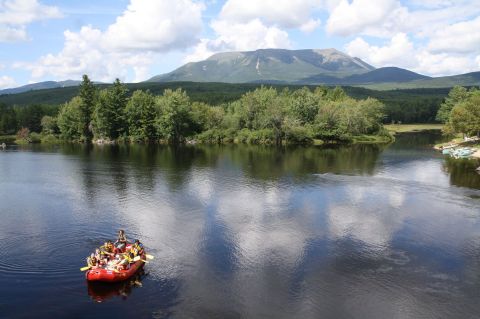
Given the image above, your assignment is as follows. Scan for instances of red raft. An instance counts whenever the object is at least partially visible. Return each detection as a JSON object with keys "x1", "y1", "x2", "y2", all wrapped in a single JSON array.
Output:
[{"x1": 86, "y1": 246, "x2": 146, "y2": 283}]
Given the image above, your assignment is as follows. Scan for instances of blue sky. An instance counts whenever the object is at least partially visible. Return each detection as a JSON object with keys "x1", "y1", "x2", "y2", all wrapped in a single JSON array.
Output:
[{"x1": 0, "y1": 0, "x2": 479, "y2": 88}]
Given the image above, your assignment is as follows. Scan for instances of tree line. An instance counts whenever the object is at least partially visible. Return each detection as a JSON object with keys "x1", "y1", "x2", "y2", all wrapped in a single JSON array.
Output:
[
  {"x1": 4, "y1": 75, "x2": 391, "y2": 145},
  {"x1": 436, "y1": 86, "x2": 480, "y2": 137}
]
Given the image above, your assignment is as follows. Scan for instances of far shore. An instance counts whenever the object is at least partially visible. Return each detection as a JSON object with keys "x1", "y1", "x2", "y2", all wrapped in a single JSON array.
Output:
[{"x1": 385, "y1": 123, "x2": 443, "y2": 133}]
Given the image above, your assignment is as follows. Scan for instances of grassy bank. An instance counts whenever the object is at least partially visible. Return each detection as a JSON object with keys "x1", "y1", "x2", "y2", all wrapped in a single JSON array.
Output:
[
  {"x1": 385, "y1": 123, "x2": 443, "y2": 133},
  {"x1": 351, "y1": 134, "x2": 393, "y2": 144},
  {"x1": 0, "y1": 135, "x2": 16, "y2": 143}
]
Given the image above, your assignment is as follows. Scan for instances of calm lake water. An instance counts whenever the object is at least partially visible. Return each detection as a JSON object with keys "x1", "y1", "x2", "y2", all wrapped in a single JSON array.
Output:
[{"x1": 1, "y1": 131, "x2": 480, "y2": 319}]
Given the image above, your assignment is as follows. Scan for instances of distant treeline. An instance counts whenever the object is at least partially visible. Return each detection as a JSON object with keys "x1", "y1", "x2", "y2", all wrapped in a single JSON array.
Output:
[
  {"x1": 0, "y1": 81, "x2": 450, "y2": 127},
  {"x1": 3, "y1": 75, "x2": 392, "y2": 145}
]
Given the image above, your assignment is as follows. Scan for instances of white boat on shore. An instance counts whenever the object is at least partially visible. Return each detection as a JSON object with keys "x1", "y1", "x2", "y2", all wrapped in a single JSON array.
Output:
[{"x1": 451, "y1": 148, "x2": 474, "y2": 159}]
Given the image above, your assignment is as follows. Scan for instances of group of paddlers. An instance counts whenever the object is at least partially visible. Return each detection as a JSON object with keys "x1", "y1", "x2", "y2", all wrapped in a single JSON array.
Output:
[{"x1": 86, "y1": 230, "x2": 145, "y2": 272}]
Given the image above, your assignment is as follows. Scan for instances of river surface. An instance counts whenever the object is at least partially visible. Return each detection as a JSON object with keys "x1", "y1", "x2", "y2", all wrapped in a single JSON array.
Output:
[{"x1": 1, "y1": 131, "x2": 480, "y2": 319}]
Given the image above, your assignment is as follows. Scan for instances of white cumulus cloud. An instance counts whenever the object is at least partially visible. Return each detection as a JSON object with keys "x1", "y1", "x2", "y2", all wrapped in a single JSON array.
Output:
[
  {"x1": 326, "y1": 0, "x2": 403, "y2": 37},
  {"x1": 346, "y1": 33, "x2": 416, "y2": 68},
  {"x1": 0, "y1": 75, "x2": 16, "y2": 89},
  {"x1": 184, "y1": 0, "x2": 321, "y2": 63},
  {"x1": 220, "y1": 0, "x2": 322, "y2": 32},
  {"x1": 185, "y1": 18, "x2": 291, "y2": 63},
  {"x1": 103, "y1": 0, "x2": 205, "y2": 52},
  {"x1": 19, "y1": 0, "x2": 205, "y2": 82},
  {"x1": 345, "y1": 32, "x2": 479, "y2": 76},
  {"x1": 0, "y1": 0, "x2": 62, "y2": 42},
  {"x1": 414, "y1": 51, "x2": 475, "y2": 76},
  {"x1": 427, "y1": 16, "x2": 480, "y2": 54}
]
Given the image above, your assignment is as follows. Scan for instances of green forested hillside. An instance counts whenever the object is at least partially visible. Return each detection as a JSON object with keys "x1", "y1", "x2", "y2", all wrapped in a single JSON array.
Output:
[
  {"x1": 361, "y1": 72, "x2": 480, "y2": 90},
  {"x1": 0, "y1": 82, "x2": 450, "y2": 124}
]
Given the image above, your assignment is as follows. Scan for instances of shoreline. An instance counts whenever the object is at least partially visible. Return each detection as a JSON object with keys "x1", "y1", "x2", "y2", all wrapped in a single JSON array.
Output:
[
  {"x1": 385, "y1": 123, "x2": 443, "y2": 134},
  {"x1": 1, "y1": 133, "x2": 394, "y2": 147},
  {"x1": 434, "y1": 138, "x2": 480, "y2": 159}
]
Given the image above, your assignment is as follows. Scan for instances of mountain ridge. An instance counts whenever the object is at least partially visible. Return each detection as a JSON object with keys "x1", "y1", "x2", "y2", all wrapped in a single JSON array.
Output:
[
  {"x1": 1, "y1": 48, "x2": 479, "y2": 95},
  {"x1": 148, "y1": 48, "x2": 375, "y2": 83},
  {"x1": 0, "y1": 80, "x2": 81, "y2": 95}
]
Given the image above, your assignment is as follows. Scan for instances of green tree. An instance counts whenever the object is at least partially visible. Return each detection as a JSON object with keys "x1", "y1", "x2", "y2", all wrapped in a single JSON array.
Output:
[
  {"x1": 78, "y1": 74, "x2": 97, "y2": 142},
  {"x1": 238, "y1": 86, "x2": 278, "y2": 130},
  {"x1": 40, "y1": 115, "x2": 58, "y2": 134},
  {"x1": 57, "y1": 97, "x2": 82, "y2": 140},
  {"x1": 156, "y1": 89, "x2": 193, "y2": 143},
  {"x1": 0, "y1": 103, "x2": 17, "y2": 134},
  {"x1": 326, "y1": 86, "x2": 347, "y2": 102},
  {"x1": 92, "y1": 79, "x2": 128, "y2": 140},
  {"x1": 436, "y1": 86, "x2": 469, "y2": 123},
  {"x1": 190, "y1": 102, "x2": 224, "y2": 132},
  {"x1": 125, "y1": 90, "x2": 157, "y2": 142},
  {"x1": 448, "y1": 91, "x2": 480, "y2": 137},
  {"x1": 290, "y1": 87, "x2": 319, "y2": 124},
  {"x1": 14, "y1": 104, "x2": 45, "y2": 132}
]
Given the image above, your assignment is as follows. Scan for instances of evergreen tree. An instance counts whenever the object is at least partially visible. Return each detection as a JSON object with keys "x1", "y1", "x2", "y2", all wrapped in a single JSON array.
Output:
[
  {"x1": 0, "y1": 103, "x2": 17, "y2": 134},
  {"x1": 93, "y1": 79, "x2": 128, "y2": 140},
  {"x1": 78, "y1": 74, "x2": 96, "y2": 142}
]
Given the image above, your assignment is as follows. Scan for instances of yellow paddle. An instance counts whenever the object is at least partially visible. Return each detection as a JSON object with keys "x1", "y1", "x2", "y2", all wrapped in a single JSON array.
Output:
[
  {"x1": 80, "y1": 266, "x2": 91, "y2": 271},
  {"x1": 145, "y1": 254, "x2": 154, "y2": 260},
  {"x1": 133, "y1": 256, "x2": 148, "y2": 263}
]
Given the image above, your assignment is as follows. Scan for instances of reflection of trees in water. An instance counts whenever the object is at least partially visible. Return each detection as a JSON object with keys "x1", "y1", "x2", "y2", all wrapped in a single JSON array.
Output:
[
  {"x1": 216, "y1": 144, "x2": 385, "y2": 181},
  {"x1": 389, "y1": 131, "x2": 447, "y2": 150},
  {"x1": 443, "y1": 157, "x2": 480, "y2": 189},
  {"x1": 56, "y1": 143, "x2": 385, "y2": 197}
]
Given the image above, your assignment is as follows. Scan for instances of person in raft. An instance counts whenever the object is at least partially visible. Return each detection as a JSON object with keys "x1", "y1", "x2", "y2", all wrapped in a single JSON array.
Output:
[
  {"x1": 101, "y1": 240, "x2": 115, "y2": 259},
  {"x1": 115, "y1": 251, "x2": 135, "y2": 271},
  {"x1": 131, "y1": 239, "x2": 144, "y2": 257},
  {"x1": 87, "y1": 254, "x2": 100, "y2": 269},
  {"x1": 114, "y1": 229, "x2": 128, "y2": 252}
]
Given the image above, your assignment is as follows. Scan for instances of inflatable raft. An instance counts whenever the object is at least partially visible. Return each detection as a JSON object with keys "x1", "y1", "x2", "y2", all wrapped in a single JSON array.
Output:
[{"x1": 86, "y1": 245, "x2": 146, "y2": 282}]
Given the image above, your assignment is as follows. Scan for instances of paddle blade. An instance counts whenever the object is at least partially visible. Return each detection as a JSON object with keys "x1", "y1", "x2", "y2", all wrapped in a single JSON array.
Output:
[
  {"x1": 146, "y1": 254, "x2": 154, "y2": 260},
  {"x1": 80, "y1": 266, "x2": 90, "y2": 271},
  {"x1": 133, "y1": 256, "x2": 141, "y2": 262}
]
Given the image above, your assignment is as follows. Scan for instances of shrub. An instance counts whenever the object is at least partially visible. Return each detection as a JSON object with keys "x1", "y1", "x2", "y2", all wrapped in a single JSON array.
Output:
[
  {"x1": 284, "y1": 126, "x2": 313, "y2": 145},
  {"x1": 16, "y1": 127, "x2": 30, "y2": 140},
  {"x1": 41, "y1": 134, "x2": 60, "y2": 144},
  {"x1": 29, "y1": 132, "x2": 42, "y2": 143}
]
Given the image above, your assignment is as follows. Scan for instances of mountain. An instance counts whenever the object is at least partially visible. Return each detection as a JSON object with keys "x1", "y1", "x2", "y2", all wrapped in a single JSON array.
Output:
[
  {"x1": 0, "y1": 80, "x2": 81, "y2": 95},
  {"x1": 360, "y1": 71, "x2": 480, "y2": 90},
  {"x1": 147, "y1": 47, "x2": 479, "y2": 89},
  {"x1": 297, "y1": 67, "x2": 430, "y2": 85},
  {"x1": 1, "y1": 49, "x2": 478, "y2": 96},
  {"x1": 148, "y1": 48, "x2": 375, "y2": 83}
]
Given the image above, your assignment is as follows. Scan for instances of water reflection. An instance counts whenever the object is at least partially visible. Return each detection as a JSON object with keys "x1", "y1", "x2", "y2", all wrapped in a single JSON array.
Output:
[
  {"x1": 87, "y1": 269, "x2": 146, "y2": 303},
  {"x1": 58, "y1": 143, "x2": 386, "y2": 195},
  {"x1": 1, "y1": 133, "x2": 480, "y2": 318},
  {"x1": 443, "y1": 157, "x2": 480, "y2": 189}
]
